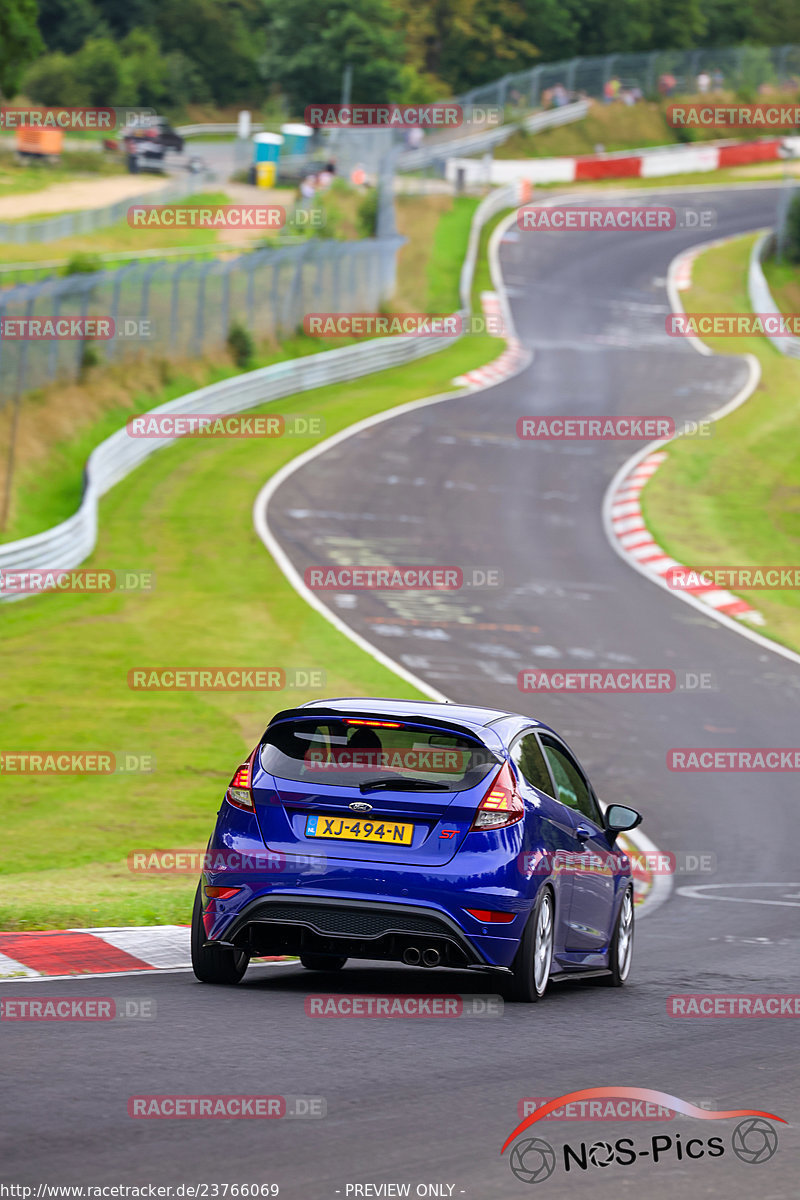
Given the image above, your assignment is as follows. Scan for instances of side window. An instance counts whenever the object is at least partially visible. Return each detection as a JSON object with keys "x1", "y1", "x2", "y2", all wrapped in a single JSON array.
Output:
[
  {"x1": 511, "y1": 733, "x2": 554, "y2": 797},
  {"x1": 540, "y1": 736, "x2": 601, "y2": 824}
]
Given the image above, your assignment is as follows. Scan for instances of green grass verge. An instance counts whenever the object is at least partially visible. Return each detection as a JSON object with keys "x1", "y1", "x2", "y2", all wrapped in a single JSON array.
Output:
[
  {"x1": 761, "y1": 254, "x2": 800, "y2": 315},
  {"x1": 3, "y1": 332, "x2": 364, "y2": 544},
  {"x1": 640, "y1": 232, "x2": 800, "y2": 652},
  {"x1": 424, "y1": 195, "x2": 479, "y2": 312}
]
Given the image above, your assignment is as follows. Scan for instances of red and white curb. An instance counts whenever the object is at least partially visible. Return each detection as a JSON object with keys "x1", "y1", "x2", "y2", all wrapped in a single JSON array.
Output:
[
  {"x1": 452, "y1": 336, "x2": 528, "y2": 390},
  {"x1": 0, "y1": 925, "x2": 291, "y2": 980},
  {"x1": 479, "y1": 289, "x2": 504, "y2": 331},
  {"x1": 608, "y1": 451, "x2": 764, "y2": 625}
]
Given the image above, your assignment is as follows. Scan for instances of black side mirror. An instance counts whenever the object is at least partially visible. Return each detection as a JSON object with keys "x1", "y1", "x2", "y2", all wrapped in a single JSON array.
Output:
[{"x1": 605, "y1": 804, "x2": 642, "y2": 839}]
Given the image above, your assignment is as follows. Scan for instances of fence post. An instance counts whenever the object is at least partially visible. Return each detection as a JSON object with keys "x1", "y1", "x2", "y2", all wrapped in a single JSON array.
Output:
[
  {"x1": 192, "y1": 262, "x2": 210, "y2": 357},
  {"x1": 0, "y1": 294, "x2": 35, "y2": 532}
]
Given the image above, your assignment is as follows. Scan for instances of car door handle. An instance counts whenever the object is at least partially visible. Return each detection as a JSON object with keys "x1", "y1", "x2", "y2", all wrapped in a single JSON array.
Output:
[{"x1": 575, "y1": 825, "x2": 592, "y2": 843}]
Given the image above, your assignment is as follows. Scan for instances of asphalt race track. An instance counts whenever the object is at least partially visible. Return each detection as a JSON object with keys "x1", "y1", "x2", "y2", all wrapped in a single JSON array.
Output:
[{"x1": 3, "y1": 185, "x2": 798, "y2": 1197}]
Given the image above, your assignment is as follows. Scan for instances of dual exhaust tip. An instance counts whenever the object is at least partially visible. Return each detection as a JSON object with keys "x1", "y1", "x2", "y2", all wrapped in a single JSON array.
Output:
[{"x1": 402, "y1": 946, "x2": 440, "y2": 967}]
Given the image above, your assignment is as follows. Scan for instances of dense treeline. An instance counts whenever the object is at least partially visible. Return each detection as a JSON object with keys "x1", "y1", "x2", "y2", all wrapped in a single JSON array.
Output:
[{"x1": 4, "y1": 0, "x2": 800, "y2": 112}]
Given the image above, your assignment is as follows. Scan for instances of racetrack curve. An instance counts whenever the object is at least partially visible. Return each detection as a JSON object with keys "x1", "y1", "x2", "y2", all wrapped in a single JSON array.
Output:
[{"x1": 3, "y1": 185, "x2": 798, "y2": 1197}]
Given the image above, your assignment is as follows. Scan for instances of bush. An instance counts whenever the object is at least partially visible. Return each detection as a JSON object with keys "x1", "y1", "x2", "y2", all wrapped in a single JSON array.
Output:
[
  {"x1": 62, "y1": 253, "x2": 103, "y2": 276},
  {"x1": 79, "y1": 342, "x2": 100, "y2": 375},
  {"x1": 227, "y1": 320, "x2": 255, "y2": 367},
  {"x1": 356, "y1": 188, "x2": 379, "y2": 238},
  {"x1": 22, "y1": 52, "x2": 88, "y2": 106},
  {"x1": 733, "y1": 44, "x2": 776, "y2": 103}
]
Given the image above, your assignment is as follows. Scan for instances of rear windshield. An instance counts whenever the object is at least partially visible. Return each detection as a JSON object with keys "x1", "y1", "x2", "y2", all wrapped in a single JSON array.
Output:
[{"x1": 260, "y1": 718, "x2": 501, "y2": 792}]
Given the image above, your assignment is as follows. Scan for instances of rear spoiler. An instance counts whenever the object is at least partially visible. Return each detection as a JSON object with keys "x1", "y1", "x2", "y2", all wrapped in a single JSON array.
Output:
[{"x1": 263, "y1": 706, "x2": 500, "y2": 748}]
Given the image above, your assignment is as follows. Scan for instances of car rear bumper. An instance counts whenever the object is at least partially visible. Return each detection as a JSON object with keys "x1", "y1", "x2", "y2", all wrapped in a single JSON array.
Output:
[{"x1": 205, "y1": 892, "x2": 517, "y2": 971}]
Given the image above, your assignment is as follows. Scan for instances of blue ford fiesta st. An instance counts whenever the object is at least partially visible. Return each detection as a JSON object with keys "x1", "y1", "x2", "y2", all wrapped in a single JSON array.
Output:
[{"x1": 191, "y1": 698, "x2": 642, "y2": 1001}]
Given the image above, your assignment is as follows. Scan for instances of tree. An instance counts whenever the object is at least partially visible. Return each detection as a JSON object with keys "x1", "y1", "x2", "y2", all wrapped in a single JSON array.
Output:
[
  {"x1": 121, "y1": 28, "x2": 169, "y2": 108},
  {"x1": 259, "y1": 0, "x2": 408, "y2": 107},
  {"x1": 395, "y1": 0, "x2": 537, "y2": 94},
  {"x1": 22, "y1": 51, "x2": 89, "y2": 105},
  {"x1": 74, "y1": 36, "x2": 127, "y2": 105},
  {"x1": 154, "y1": 0, "x2": 265, "y2": 104},
  {"x1": 0, "y1": 0, "x2": 44, "y2": 100},
  {"x1": 520, "y1": 0, "x2": 582, "y2": 62},
  {"x1": 36, "y1": 0, "x2": 100, "y2": 54}
]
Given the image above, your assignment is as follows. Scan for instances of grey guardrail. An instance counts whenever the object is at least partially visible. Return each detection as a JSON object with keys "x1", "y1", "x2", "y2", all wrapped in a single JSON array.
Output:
[
  {"x1": 0, "y1": 183, "x2": 519, "y2": 597},
  {"x1": 395, "y1": 100, "x2": 589, "y2": 172},
  {"x1": 175, "y1": 123, "x2": 266, "y2": 137},
  {"x1": 748, "y1": 230, "x2": 800, "y2": 359}
]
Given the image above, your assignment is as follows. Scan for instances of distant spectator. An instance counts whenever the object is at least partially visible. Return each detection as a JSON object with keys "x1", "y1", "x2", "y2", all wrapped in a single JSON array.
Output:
[
  {"x1": 712, "y1": 68, "x2": 724, "y2": 92},
  {"x1": 658, "y1": 73, "x2": 677, "y2": 97},
  {"x1": 697, "y1": 71, "x2": 711, "y2": 93},
  {"x1": 299, "y1": 174, "x2": 316, "y2": 207},
  {"x1": 603, "y1": 77, "x2": 621, "y2": 103},
  {"x1": 407, "y1": 125, "x2": 424, "y2": 151},
  {"x1": 551, "y1": 83, "x2": 569, "y2": 107}
]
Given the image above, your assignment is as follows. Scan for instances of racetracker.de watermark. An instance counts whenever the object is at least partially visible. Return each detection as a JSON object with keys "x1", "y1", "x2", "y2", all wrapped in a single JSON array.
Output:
[
  {"x1": 0, "y1": 752, "x2": 154, "y2": 775},
  {"x1": 0, "y1": 569, "x2": 153, "y2": 596},
  {"x1": 0, "y1": 106, "x2": 155, "y2": 131},
  {"x1": 128, "y1": 1096, "x2": 325, "y2": 1119},
  {"x1": 127, "y1": 205, "x2": 285, "y2": 229},
  {"x1": 303, "y1": 566, "x2": 501, "y2": 590},
  {"x1": 666, "y1": 566, "x2": 800, "y2": 590},
  {"x1": 127, "y1": 668, "x2": 325, "y2": 690},
  {"x1": 667, "y1": 748, "x2": 800, "y2": 771},
  {"x1": 0, "y1": 997, "x2": 156, "y2": 1021},
  {"x1": 517, "y1": 850, "x2": 716, "y2": 877},
  {"x1": 302, "y1": 313, "x2": 504, "y2": 337},
  {"x1": 518, "y1": 1098, "x2": 678, "y2": 1120},
  {"x1": 667, "y1": 313, "x2": 800, "y2": 337},
  {"x1": 516, "y1": 416, "x2": 702, "y2": 440},
  {"x1": 304, "y1": 994, "x2": 502, "y2": 1017},
  {"x1": 128, "y1": 849, "x2": 325, "y2": 874},
  {"x1": 1, "y1": 317, "x2": 131, "y2": 341},
  {"x1": 304, "y1": 104, "x2": 501, "y2": 128},
  {"x1": 668, "y1": 994, "x2": 800, "y2": 1017},
  {"x1": 667, "y1": 103, "x2": 800, "y2": 128},
  {"x1": 126, "y1": 414, "x2": 323, "y2": 439},
  {"x1": 518, "y1": 669, "x2": 716, "y2": 692},
  {"x1": 517, "y1": 206, "x2": 716, "y2": 232}
]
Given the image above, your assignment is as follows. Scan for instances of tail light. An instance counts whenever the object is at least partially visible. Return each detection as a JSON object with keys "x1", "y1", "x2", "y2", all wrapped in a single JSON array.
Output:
[
  {"x1": 464, "y1": 909, "x2": 517, "y2": 923},
  {"x1": 470, "y1": 762, "x2": 524, "y2": 831},
  {"x1": 225, "y1": 750, "x2": 256, "y2": 811},
  {"x1": 204, "y1": 886, "x2": 242, "y2": 900}
]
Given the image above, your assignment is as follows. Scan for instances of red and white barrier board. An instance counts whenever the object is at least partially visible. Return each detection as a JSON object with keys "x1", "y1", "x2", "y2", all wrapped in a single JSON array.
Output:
[{"x1": 446, "y1": 138, "x2": 786, "y2": 187}]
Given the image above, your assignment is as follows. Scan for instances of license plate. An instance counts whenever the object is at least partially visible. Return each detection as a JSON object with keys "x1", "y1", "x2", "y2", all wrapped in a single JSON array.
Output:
[{"x1": 305, "y1": 814, "x2": 413, "y2": 845}]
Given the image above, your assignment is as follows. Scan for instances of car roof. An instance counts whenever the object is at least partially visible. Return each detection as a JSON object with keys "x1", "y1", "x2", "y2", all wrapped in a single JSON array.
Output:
[{"x1": 297, "y1": 696, "x2": 551, "y2": 742}]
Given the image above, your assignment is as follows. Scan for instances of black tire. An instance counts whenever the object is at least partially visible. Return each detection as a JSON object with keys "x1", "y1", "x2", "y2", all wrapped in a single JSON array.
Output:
[
  {"x1": 300, "y1": 953, "x2": 347, "y2": 971},
  {"x1": 599, "y1": 886, "x2": 634, "y2": 987},
  {"x1": 190, "y1": 883, "x2": 249, "y2": 984},
  {"x1": 507, "y1": 887, "x2": 554, "y2": 1003}
]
